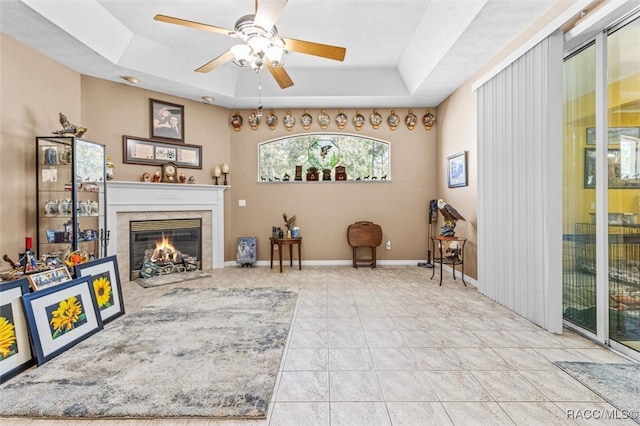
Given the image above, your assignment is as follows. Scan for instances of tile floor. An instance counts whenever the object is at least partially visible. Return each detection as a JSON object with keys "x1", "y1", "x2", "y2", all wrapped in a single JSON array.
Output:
[{"x1": 2, "y1": 266, "x2": 637, "y2": 425}]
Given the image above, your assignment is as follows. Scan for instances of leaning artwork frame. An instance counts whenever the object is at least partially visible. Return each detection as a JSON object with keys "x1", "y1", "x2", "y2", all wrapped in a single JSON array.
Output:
[
  {"x1": 123, "y1": 135, "x2": 202, "y2": 169},
  {"x1": 447, "y1": 151, "x2": 468, "y2": 188},
  {"x1": 75, "y1": 256, "x2": 125, "y2": 324},
  {"x1": 150, "y1": 98, "x2": 184, "y2": 142},
  {"x1": 0, "y1": 278, "x2": 34, "y2": 384},
  {"x1": 22, "y1": 277, "x2": 103, "y2": 365},
  {"x1": 27, "y1": 266, "x2": 72, "y2": 291}
]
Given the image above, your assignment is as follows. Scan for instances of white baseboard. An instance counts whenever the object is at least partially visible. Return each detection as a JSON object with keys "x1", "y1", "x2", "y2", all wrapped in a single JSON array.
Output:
[{"x1": 224, "y1": 259, "x2": 426, "y2": 267}]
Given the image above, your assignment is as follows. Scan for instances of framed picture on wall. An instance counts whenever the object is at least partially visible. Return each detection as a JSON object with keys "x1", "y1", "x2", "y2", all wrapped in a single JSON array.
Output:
[
  {"x1": 447, "y1": 151, "x2": 468, "y2": 188},
  {"x1": 123, "y1": 135, "x2": 202, "y2": 169},
  {"x1": 150, "y1": 99, "x2": 184, "y2": 142}
]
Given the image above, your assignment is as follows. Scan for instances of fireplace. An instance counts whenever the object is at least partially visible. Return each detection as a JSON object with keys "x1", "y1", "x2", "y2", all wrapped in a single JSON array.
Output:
[
  {"x1": 129, "y1": 219, "x2": 202, "y2": 280},
  {"x1": 106, "y1": 181, "x2": 227, "y2": 282}
]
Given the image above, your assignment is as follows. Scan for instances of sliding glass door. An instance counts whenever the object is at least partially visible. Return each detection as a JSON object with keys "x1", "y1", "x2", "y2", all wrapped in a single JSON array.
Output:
[
  {"x1": 563, "y1": 43, "x2": 597, "y2": 335},
  {"x1": 606, "y1": 17, "x2": 640, "y2": 353},
  {"x1": 563, "y1": 13, "x2": 640, "y2": 359}
]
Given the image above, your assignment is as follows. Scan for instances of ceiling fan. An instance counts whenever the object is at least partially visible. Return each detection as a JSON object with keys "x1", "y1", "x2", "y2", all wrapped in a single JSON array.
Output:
[{"x1": 154, "y1": 0, "x2": 346, "y2": 89}]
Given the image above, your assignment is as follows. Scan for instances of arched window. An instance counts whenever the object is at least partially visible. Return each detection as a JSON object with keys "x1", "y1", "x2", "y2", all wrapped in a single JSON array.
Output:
[{"x1": 258, "y1": 133, "x2": 390, "y2": 182}]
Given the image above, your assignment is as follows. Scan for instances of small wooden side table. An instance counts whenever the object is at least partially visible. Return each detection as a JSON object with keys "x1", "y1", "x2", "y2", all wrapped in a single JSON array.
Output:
[
  {"x1": 430, "y1": 236, "x2": 467, "y2": 286},
  {"x1": 270, "y1": 237, "x2": 302, "y2": 273}
]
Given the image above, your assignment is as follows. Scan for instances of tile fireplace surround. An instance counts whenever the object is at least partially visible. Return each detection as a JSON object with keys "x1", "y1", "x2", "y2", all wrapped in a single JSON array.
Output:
[{"x1": 106, "y1": 181, "x2": 226, "y2": 281}]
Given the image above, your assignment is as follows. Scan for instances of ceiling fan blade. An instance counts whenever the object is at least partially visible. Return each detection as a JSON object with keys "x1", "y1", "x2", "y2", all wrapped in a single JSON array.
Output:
[
  {"x1": 254, "y1": 0, "x2": 288, "y2": 31},
  {"x1": 266, "y1": 61, "x2": 294, "y2": 89},
  {"x1": 281, "y1": 37, "x2": 346, "y2": 62},
  {"x1": 196, "y1": 50, "x2": 235, "y2": 73},
  {"x1": 154, "y1": 14, "x2": 232, "y2": 36}
]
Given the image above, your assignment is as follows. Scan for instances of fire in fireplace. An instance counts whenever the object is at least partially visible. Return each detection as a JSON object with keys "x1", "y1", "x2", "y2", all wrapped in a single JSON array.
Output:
[{"x1": 130, "y1": 219, "x2": 202, "y2": 280}]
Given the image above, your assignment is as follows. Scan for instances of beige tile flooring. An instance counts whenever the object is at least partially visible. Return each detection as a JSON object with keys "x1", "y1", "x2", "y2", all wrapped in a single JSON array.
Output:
[{"x1": 2, "y1": 265, "x2": 637, "y2": 425}]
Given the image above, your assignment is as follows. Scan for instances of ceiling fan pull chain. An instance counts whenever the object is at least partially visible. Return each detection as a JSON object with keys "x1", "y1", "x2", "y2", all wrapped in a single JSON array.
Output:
[{"x1": 257, "y1": 71, "x2": 263, "y2": 117}]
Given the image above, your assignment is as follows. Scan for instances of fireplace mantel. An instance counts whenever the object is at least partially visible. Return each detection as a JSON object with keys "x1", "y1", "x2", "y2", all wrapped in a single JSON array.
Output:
[{"x1": 106, "y1": 181, "x2": 227, "y2": 274}]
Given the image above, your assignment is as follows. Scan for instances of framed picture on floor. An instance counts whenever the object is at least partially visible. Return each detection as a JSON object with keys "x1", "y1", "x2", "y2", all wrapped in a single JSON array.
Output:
[
  {"x1": 22, "y1": 277, "x2": 103, "y2": 365},
  {"x1": 0, "y1": 278, "x2": 34, "y2": 384},
  {"x1": 447, "y1": 151, "x2": 468, "y2": 188},
  {"x1": 75, "y1": 256, "x2": 125, "y2": 324}
]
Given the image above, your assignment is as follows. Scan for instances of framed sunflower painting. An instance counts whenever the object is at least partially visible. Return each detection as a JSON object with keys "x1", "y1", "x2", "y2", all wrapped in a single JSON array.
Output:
[
  {"x1": 22, "y1": 277, "x2": 103, "y2": 365},
  {"x1": 75, "y1": 256, "x2": 125, "y2": 324},
  {"x1": 0, "y1": 278, "x2": 34, "y2": 383}
]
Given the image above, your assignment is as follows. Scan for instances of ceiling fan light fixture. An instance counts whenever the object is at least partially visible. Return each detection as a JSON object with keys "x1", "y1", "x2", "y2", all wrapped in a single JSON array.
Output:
[
  {"x1": 231, "y1": 44, "x2": 252, "y2": 67},
  {"x1": 247, "y1": 35, "x2": 271, "y2": 54},
  {"x1": 265, "y1": 45, "x2": 285, "y2": 67}
]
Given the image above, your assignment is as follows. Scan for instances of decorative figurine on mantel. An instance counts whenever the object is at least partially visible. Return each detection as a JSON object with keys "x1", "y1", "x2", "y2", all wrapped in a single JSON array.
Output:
[
  {"x1": 52, "y1": 112, "x2": 88, "y2": 137},
  {"x1": 106, "y1": 156, "x2": 115, "y2": 180}
]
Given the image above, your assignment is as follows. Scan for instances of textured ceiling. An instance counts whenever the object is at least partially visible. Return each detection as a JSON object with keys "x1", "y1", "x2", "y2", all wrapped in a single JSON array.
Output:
[{"x1": 1, "y1": 0, "x2": 561, "y2": 109}]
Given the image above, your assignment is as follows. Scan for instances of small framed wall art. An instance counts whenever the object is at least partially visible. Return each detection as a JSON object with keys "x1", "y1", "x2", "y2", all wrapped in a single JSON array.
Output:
[{"x1": 447, "y1": 151, "x2": 468, "y2": 188}]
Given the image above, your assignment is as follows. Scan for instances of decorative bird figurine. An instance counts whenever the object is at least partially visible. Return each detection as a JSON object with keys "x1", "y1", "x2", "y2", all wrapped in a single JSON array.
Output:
[
  {"x1": 53, "y1": 112, "x2": 87, "y2": 137},
  {"x1": 320, "y1": 145, "x2": 332, "y2": 158},
  {"x1": 437, "y1": 199, "x2": 465, "y2": 236}
]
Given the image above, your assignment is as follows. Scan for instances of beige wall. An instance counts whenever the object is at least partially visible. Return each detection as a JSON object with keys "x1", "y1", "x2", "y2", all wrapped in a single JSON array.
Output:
[
  {"x1": 436, "y1": 84, "x2": 478, "y2": 278},
  {"x1": 1, "y1": 33, "x2": 440, "y2": 272},
  {"x1": 1, "y1": 33, "x2": 81, "y2": 267},
  {"x1": 228, "y1": 109, "x2": 437, "y2": 264}
]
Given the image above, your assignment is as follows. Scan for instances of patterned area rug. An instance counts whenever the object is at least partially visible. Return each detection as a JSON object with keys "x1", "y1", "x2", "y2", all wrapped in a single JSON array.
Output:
[
  {"x1": 555, "y1": 361, "x2": 640, "y2": 424},
  {"x1": 0, "y1": 287, "x2": 297, "y2": 419}
]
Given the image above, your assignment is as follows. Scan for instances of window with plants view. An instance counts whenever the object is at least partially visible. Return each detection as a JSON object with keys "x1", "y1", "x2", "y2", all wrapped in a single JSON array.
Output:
[{"x1": 259, "y1": 133, "x2": 390, "y2": 182}]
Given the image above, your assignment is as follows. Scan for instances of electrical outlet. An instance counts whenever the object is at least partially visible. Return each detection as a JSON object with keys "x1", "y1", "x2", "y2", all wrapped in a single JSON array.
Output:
[{"x1": 386, "y1": 240, "x2": 392, "y2": 249}]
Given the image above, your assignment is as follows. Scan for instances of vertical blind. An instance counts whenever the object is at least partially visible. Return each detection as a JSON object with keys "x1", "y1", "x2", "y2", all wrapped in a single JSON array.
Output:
[{"x1": 477, "y1": 30, "x2": 564, "y2": 333}]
